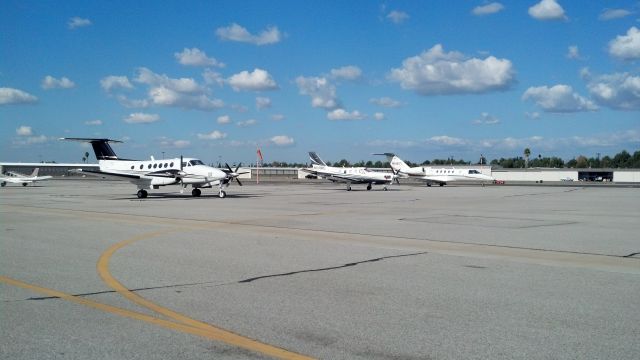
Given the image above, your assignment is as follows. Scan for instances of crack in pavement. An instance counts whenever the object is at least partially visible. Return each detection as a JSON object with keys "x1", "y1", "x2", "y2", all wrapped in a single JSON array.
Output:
[
  {"x1": 237, "y1": 251, "x2": 429, "y2": 283},
  {"x1": 17, "y1": 251, "x2": 429, "y2": 301}
]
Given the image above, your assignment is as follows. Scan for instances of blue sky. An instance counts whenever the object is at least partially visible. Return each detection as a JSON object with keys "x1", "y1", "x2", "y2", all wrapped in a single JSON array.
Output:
[{"x1": 2, "y1": 0, "x2": 639, "y2": 165}]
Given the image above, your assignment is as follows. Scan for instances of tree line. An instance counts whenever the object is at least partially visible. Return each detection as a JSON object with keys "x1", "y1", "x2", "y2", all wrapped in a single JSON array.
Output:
[{"x1": 260, "y1": 149, "x2": 640, "y2": 169}]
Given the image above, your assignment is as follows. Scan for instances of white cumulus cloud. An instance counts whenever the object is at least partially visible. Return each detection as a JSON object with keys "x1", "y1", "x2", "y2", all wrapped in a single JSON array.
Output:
[
  {"x1": 42, "y1": 75, "x2": 75, "y2": 89},
  {"x1": 522, "y1": 84, "x2": 597, "y2": 113},
  {"x1": 327, "y1": 109, "x2": 365, "y2": 121},
  {"x1": 587, "y1": 72, "x2": 640, "y2": 110},
  {"x1": 197, "y1": 131, "x2": 227, "y2": 140},
  {"x1": 608, "y1": 27, "x2": 640, "y2": 61},
  {"x1": 270, "y1": 135, "x2": 295, "y2": 146},
  {"x1": 256, "y1": 96, "x2": 272, "y2": 110},
  {"x1": 174, "y1": 48, "x2": 224, "y2": 67},
  {"x1": 370, "y1": 97, "x2": 403, "y2": 108},
  {"x1": 215, "y1": 23, "x2": 282, "y2": 45},
  {"x1": 566, "y1": 45, "x2": 580, "y2": 60},
  {"x1": 386, "y1": 10, "x2": 409, "y2": 24},
  {"x1": 100, "y1": 76, "x2": 133, "y2": 92},
  {"x1": 84, "y1": 119, "x2": 103, "y2": 126},
  {"x1": 123, "y1": 112, "x2": 160, "y2": 124},
  {"x1": 528, "y1": 0, "x2": 567, "y2": 21},
  {"x1": 473, "y1": 112, "x2": 501, "y2": 125},
  {"x1": 472, "y1": 2, "x2": 504, "y2": 16},
  {"x1": 123, "y1": 68, "x2": 224, "y2": 111},
  {"x1": 599, "y1": 9, "x2": 632, "y2": 21},
  {"x1": 237, "y1": 119, "x2": 257, "y2": 127},
  {"x1": 16, "y1": 126, "x2": 33, "y2": 136},
  {"x1": 68, "y1": 17, "x2": 91, "y2": 29},
  {"x1": 0, "y1": 87, "x2": 37, "y2": 105},
  {"x1": 330, "y1": 65, "x2": 362, "y2": 81},
  {"x1": 389, "y1": 44, "x2": 515, "y2": 95},
  {"x1": 373, "y1": 112, "x2": 385, "y2": 121},
  {"x1": 217, "y1": 115, "x2": 231, "y2": 124},
  {"x1": 295, "y1": 76, "x2": 340, "y2": 109},
  {"x1": 227, "y1": 68, "x2": 278, "y2": 91},
  {"x1": 428, "y1": 136, "x2": 467, "y2": 146}
]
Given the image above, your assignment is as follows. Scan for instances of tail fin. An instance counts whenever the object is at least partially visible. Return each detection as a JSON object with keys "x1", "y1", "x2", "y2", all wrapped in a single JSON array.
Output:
[
  {"x1": 309, "y1": 152, "x2": 327, "y2": 166},
  {"x1": 60, "y1": 138, "x2": 122, "y2": 160},
  {"x1": 30, "y1": 168, "x2": 39, "y2": 177},
  {"x1": 375, "y1": 153, "x2": 410, "y2": 172}
]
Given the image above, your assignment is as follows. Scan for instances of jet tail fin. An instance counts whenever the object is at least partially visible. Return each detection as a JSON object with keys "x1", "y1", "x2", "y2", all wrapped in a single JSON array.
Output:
[
  {"x1": 374, "y1": 153, "x2": 410, "y2": 172},
  {"x1": 60, "y1": 138, "x2": 122, "y2": 160},
  {"x1": 309, "y1": 152, "x2": 327, "y2": 166},
  {"x1": 30, "y1": 168, "x2": 39, "y2": 177}
]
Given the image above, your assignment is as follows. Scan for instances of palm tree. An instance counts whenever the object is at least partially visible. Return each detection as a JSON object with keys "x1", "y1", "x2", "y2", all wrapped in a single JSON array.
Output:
[{"x1": 524, "y1": 148, "x2": 531, "y2": 168}]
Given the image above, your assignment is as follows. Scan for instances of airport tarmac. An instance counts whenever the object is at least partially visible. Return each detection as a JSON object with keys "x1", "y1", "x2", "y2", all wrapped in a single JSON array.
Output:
[{"x1": 1, "y1": 180, "x2": 639, "y2": 359}]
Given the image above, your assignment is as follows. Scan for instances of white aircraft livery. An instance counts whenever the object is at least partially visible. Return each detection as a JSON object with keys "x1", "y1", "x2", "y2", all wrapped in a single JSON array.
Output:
[
  {"x1": 61, "y1": 138, "x2": 243, "y2": 198},
  {"x1": 378, "y1": 153, "x2": 494, "y2": 186},
  {"x1": 301, "y1": 152, "x2": 397, "y2": 191},
  {"x1": 0, "y1": 168, "x2": 52, "y2": 187}
]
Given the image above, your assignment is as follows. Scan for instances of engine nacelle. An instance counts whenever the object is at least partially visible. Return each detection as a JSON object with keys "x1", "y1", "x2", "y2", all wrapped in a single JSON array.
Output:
[{"x1": 150, "y1": 177, "x2": 179, "y2": 186}]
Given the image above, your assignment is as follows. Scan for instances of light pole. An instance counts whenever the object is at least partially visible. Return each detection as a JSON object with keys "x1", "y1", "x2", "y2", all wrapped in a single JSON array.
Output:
[{"x1": 162, "y1": 151, "x2": 165, "y2": 159}]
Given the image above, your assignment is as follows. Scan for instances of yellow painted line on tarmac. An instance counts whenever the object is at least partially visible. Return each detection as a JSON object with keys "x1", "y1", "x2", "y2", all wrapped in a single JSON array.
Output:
[
  {"x1": 96, "y1": 230, "x2": 314, "y2": 360},
  {"x1": 0, "y1": 275, "x2": 313, "y2": 359}
]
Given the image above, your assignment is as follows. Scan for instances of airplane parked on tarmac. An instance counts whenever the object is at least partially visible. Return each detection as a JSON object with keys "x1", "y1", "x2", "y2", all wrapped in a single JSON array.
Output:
[
  {"x1": 301, "y1": 152, "x2": 397, "y2": 191},
  {"x1": 376, "y1": 153, "x2": 494, "y2": 186},
  {"x1": 0, "y1": 168, "x2": 52, "y2": 187},
  {"x1": 60, "y1": 138, "x2": 244, "y2": 198}
]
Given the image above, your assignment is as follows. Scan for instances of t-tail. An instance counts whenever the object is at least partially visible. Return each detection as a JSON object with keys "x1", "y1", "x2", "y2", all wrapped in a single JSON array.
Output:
[{"x1": 60, "y1": 138, "x2": 123, "y2": 160}]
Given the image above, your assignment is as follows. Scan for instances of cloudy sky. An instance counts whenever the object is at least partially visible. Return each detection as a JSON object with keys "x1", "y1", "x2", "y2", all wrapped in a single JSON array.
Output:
[{"x1": 2, "y1": 0, "x2": 639, "y2": 164}]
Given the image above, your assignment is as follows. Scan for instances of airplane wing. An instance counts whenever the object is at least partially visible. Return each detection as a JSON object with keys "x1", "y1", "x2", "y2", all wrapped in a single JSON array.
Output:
[
  {"x1": 71, "y1": 169, "x2": 153, "y2": 188},
  {"x1": 1, "y1": 177, "x2": 33, "y2": 184},
  {"x1": 420, "y1": 176, "x2": 450, "y2": 184}
]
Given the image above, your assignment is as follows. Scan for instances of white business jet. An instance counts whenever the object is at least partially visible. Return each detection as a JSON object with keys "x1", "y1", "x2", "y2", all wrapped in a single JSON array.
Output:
[
  {"x1": 377, "y1": 153, "x2": 494, "y2": 186},
  {"x1": 301, "y1": 152, "x2": 397, "y2": 191},
  {"x1": 61, "y1": 138, "x2": 243, "y2": 198},
  {"x1": 0, "y1": 168, "x2": 52, "y2": 187}
]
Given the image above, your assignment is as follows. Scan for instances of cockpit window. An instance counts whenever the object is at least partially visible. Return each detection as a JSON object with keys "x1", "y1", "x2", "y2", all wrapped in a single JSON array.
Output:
[
  {"x1": 189, "y1": 160, "x2": 204, "y2": 166},
  {"x1": 469, "y1": 170, "x2": 480, "y2": 174}
]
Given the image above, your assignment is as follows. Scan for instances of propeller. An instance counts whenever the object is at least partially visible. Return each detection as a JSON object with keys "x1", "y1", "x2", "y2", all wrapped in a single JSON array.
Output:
[
  {"x1": 179, "y1": 155, "x2": 186, "y2": 193},
  {"x1": 392, "y1": 169, "x2": 401, "y2": 184},
  {"x1": 224, "y1": 163, "x2": 247, "y2": 186}
]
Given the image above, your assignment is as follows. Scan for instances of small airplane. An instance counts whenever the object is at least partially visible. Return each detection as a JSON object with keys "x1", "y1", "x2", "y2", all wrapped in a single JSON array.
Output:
[
  {"x1": 376, "y1": 153, "x2": 494, "y2": 186},
  {"x1": 301, "y1": 151, "x2": 397, "y2": 191},
  {"x1": 0, "y1": 168, "x2": 52, "y2": 187},
  {"x1": 60, "y1": 138, "x2": 244, "y2": 198}
]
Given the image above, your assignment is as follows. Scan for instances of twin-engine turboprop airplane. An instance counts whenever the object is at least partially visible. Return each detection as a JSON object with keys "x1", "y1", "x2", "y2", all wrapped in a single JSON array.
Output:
[
  {"x1": 61, "y1": 138, "x2": 243, "y2": 198},
  {"x1": 301, "y1": 152, "x2": 397, "y2": 191},
  {"x1": 377, "y1": 153, "x2": 494, "y2": 186},
  {"x1": 0, "y1": 168, "x2": 52, "y2": 187}
]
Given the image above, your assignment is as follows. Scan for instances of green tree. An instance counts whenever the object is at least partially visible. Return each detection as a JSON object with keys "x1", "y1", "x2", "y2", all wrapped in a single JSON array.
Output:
[
  {"x1": 575, "y1": 155, "x2": 589, "y2": 168},
  {"x1": 523, "y1": 148, "x2": 531, "y2": 168}
]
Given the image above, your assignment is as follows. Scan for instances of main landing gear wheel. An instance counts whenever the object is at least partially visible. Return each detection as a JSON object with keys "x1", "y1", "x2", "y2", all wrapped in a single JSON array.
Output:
[
  {"x1": 137, "y1": 189, "x2": 148, "y2": 199},
  {"x1": 219, "y1": 190, "x2": 226, "y2": 198},
  {"x1": 0, "y1": 182, "x2": 6, "y2": 187},
  {"x1": 346, "y1": 185, "x2": 352, "y2": 191},
  {"x1": 383, "y1": 186, "x2": 388, "y2": 191},
  {"x1": 366, "y1": 184, "x2": 372, "y2": 191},
  {"x1": 192, "y1": 188, "x2": 201, "y2": 197}
]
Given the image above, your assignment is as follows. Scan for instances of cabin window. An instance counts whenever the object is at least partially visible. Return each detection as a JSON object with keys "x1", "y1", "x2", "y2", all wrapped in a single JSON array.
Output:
[
  {"x1": 153, "y1": 164, "x2": 157, "y2": 168},
  {"x1": 147, "y1": 164, "x2": 152, "y2": 169},
  {"x1": 170, "y1": 162, "x2": 174, "y2": 167},
  {"x1": 130, "y1": 166, "x2": 134, "y2": 170},
  {"x1": 140, "y1": 165, "x2": 144, "y2": 169},
  {"x1": 164, "y1": 163, "x2": 168, "y2": 168}
]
